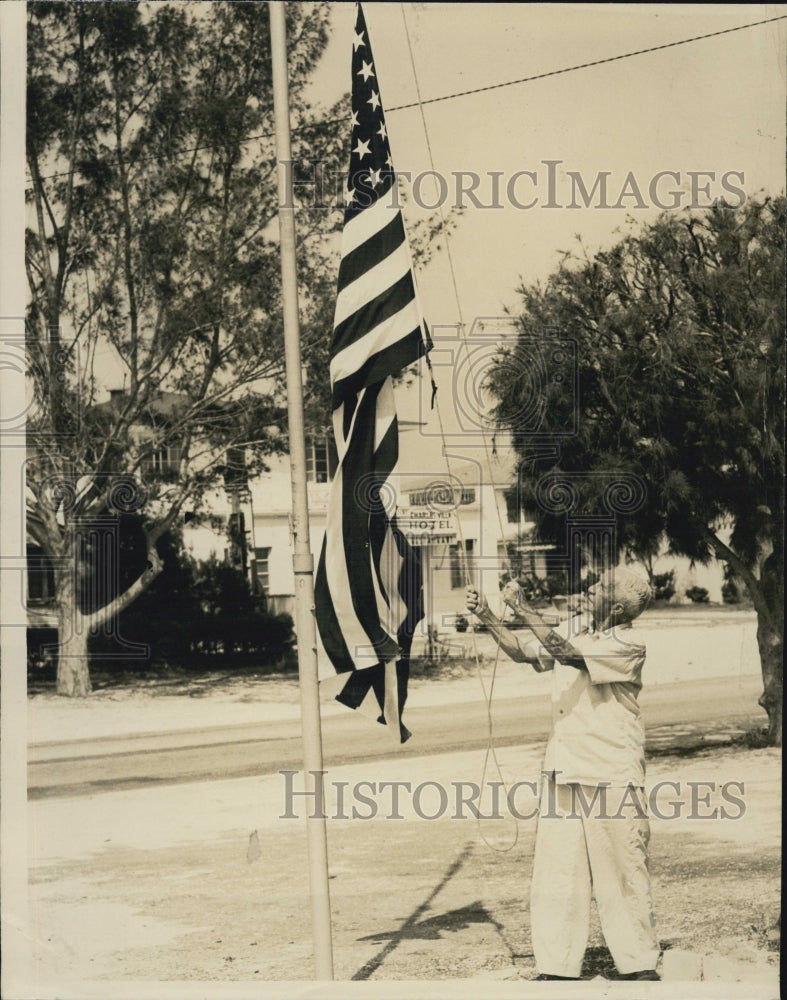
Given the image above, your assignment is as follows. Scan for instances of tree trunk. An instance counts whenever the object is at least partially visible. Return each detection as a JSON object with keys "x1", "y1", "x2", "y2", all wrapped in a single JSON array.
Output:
[
  {"x1": 56, "y1": 621, "x2": 92, "y2": 697},
  {"x1": 756, "y1": 549, "x2": 784, "y2": 747},
  {"x1": 703, "y1": 531, "x2": 783, "y2": 747},
  {"x1": 48, "y1": 521, "x2": 166, "y2": 695},
  {"x1": 756, "y1": 615, "x2": 783, "y2": 747},
  {"x1": 55, "y1": 568, "x2": 92, "y2": 697}
]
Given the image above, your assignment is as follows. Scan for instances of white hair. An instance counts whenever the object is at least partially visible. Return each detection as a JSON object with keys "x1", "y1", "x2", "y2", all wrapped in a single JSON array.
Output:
[{"x1": 605, "y1": 569, "x2": 652, "y2": 623}]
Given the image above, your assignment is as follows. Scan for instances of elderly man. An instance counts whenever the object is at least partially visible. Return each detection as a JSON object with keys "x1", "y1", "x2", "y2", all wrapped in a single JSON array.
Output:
[{"x1": 466, "y1": 569, "x2": 660, "y2": 982}]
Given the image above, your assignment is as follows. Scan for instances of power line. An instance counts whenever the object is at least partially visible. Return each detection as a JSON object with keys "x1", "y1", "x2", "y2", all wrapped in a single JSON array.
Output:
[
  {"x1": 386, "y1": 13, "x2": 787, "y2": 111},
  {"x1": 27, "y1": 12, "x2": 787, "y2": 187}
]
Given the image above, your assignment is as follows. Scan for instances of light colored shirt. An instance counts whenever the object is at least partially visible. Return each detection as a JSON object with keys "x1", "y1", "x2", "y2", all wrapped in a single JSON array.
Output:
[{"x1": 524, "y1": 621, "x2": 647, "y2": 787}]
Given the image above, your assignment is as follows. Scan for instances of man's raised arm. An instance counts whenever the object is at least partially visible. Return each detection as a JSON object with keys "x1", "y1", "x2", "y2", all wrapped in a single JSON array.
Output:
[
  {"x1": 465, "y1": 586, "x2": 537, "y2": 664},
  {"x1": 466, "y1": 583, "x2": 586, "y2": 671}
]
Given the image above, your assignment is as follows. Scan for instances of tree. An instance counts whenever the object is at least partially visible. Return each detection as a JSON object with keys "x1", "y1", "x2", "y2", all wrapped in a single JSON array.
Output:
[
  {"x1": 488, "y1": 196, "x2": 785, "y2": 745},
  {"x1": 25, "y1": 1, "x2": 346, "y2": 695},
  {"x1": 85, "y1": 519, "x2": 203, "y2": 672},
  {"x1": 189, "y1": 555, "x2": 295, "y2": 668}
]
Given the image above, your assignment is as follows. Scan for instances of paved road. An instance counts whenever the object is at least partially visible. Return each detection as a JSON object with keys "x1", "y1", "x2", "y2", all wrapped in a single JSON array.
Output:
[{"x1": 28, "y1": 673, "x2": 764, "y2": 800}]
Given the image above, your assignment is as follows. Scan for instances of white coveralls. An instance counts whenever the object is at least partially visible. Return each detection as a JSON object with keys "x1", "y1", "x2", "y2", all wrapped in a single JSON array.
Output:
[{"x1": 524, "y1": 623, "x2": 660, "y2": 978}]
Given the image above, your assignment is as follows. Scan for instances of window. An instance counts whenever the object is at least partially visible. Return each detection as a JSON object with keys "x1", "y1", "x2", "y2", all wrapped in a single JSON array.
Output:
[
  {"x1": 224, "y1": 446, "x2": 248, "y2": 491},
  {"x1": 27, "y1": 544, "x2": 55, "y2": 603},
  {"x1": 145, "y1": 444, "x2": 181, "y2": 474},
  {"x1": 306, "y1": 436, "x2": 338, "y2": 483},
  {"x1": 449, "y1": 539, "x2": 474, "y2": 590},
  {"x1": 253, "y1": 547, "x2": 271, "y2": 595}
]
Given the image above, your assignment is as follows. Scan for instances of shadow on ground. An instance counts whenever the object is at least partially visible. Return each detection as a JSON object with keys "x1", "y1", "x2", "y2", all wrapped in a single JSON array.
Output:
[{"x1": 351, "y1": 845, "x2": 489, "y2": 979}]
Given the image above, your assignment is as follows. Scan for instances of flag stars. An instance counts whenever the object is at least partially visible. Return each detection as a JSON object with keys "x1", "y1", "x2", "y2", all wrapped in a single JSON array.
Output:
[
  {"x1": 377, "y1": 121, "x2": 387, "y2": 140},
  {"x1": 344, "y1": 186, "x2": 356, "y2": 206},
  {"x1": 369, "y1": 167, "x2": 382, "y2": 189},
  {"x1": 350, "y1": 109, "x2": 359, "y2": 129},
  {"x1": 367, "y1": 90, "x2": 381, "y2": 112},
  {"x1": 352, "y1": 137, "x2": 371, "y2": 159},
  {"x1": 353, "y1": 28, "x2": 365, "y2": 52},
  {"x1": 356, "y1": 59, "x2": 375, "y2": 82}
]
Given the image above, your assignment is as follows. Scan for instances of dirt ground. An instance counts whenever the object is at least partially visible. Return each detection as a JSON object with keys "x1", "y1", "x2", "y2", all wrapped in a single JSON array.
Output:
[{"x1": 26, "y1": 741, "x2": 780, "y2": 988}]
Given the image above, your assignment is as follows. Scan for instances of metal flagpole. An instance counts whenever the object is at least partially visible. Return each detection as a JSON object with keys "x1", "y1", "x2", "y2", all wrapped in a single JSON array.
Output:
[{"x1": 268, "y1": 1, "x2": 334, "y2": 980}]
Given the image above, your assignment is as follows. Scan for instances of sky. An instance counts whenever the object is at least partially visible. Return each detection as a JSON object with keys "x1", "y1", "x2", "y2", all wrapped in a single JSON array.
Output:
[
  {"x1": 308, "y1": 3, "x2": 785, "y2": 313},
  {"x1": 302, "y1": 3, "x2": 786, "y2": 454}
]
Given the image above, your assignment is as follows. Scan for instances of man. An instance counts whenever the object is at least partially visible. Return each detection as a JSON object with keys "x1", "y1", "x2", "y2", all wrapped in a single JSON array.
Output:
[{"x1": 466, "y1": 569, "x2": 660, "y2": 982}]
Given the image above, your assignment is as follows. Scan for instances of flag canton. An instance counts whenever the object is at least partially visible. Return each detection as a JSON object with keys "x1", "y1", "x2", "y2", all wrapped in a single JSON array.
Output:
[{"x1": 346, "y1": 4, "x2": 395, "y2": 218}]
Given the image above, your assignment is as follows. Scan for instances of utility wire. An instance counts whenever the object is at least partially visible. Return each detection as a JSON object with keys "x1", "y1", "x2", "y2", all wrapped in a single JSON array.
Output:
[
  {"x1": 27, "y1": 13, "x2": 787, "y2": 187},
  {"x1": 387, "y1": 12, "x2": 787, "y2": 112}
]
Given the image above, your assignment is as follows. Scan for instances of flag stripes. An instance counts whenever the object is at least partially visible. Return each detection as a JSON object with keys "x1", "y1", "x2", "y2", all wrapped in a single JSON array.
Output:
[
  {"x1": 336, "y1": 211, "x2": 408, "y2": 290},
  {"x1": 339, "y1": 195, "x2": 397, "y2": 255},
  {"x1": 333, "y1": 261, "x2": 416, "y2": 353},
  {"x1": 314, "y1": 2, "x2": 427, "y2": 742}
]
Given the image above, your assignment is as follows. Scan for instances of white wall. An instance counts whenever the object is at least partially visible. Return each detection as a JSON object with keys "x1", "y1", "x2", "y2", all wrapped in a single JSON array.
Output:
[{"x1": 639, "y1": 550, "x2": 725, "y2": 604}]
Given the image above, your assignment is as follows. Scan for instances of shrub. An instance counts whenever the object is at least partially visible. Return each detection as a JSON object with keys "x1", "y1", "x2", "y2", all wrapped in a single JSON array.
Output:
[
  {"x1": 88, "y1": 525, "x2": 201, "y2": 671},
  {"x1": 27, "y1": 629, "x2": 59, "y2": 682},
  {"x1": 544, "y1": 571, "x2": 571, "y2": 598},
  {"x1": 653, "y1": 570, "x2": 676, "y2": 601},
  {"x1": 89, "y1": 542, "x2": 295, "y2": 673},
  {"x1": 685, "y1": 585, "x2": 710, "y2": 603}
]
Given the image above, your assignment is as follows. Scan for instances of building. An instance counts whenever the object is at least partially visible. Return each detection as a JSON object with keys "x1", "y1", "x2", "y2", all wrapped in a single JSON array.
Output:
[
  {"x1": 26, "y1": 409, "x2": 730, "y2": 659},
  {"x1": 184, "y1": 434, "x2": 544, "y2": 630},
  {"x1": 184, "y1": 429, "x2": 730, "y2": 629}
]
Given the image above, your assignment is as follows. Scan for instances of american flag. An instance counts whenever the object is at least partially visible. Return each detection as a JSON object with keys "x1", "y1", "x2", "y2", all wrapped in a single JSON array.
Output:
[{"x1": 314, "y1": 2, "x2": 428, "y2": 743}]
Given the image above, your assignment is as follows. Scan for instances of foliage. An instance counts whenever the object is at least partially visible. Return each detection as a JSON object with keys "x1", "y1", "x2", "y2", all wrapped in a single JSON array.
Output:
[
  {"x1": 543, "y1": 570, "x2": 576, "y2": 598},
  {"x1": 27, "y1": 629, "x2": 59, "y2": 679},
  {"x1": 189, "y1": 554, "x2": 295, "y2": 666},
  {"x1": 86, "y1": 536, "x2": 295, "y2": 672},
  {"x1": 500, "y1": 567, "x2": 589, "y2": 604},
  {"x1": 721, "y1": 563, "x2": 748, "y2": 605},
  {"x1": 489, "y1": 195, "x2": 785, "y2": 743},
  {"x1": 86, "y1": 522, "x2": 201, "y2": 668},
  {"x1": 652, "y1": 570, "x2": 676, "y2": 602},
  {"x1": 685, "y1": 586, "x2": 710, "y2": 604}
]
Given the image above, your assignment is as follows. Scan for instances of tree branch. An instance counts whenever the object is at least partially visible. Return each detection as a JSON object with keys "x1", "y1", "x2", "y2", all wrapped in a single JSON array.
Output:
[
  {"x1": 87, "y1": 536, "x2": 164, "y2": 631},
  {"x1": 700, "y1": 524, "x2": 775, "y2": 629}
]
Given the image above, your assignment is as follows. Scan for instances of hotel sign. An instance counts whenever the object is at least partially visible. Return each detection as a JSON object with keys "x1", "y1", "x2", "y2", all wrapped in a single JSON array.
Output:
[{"x1": 396, "y1": 506, "x2": 457, "y2": 547}]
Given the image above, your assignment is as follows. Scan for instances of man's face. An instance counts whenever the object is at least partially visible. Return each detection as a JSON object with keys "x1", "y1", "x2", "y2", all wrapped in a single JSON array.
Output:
[{"x1": 587, "y1": 573, "x2": 616, "y2": 625}]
